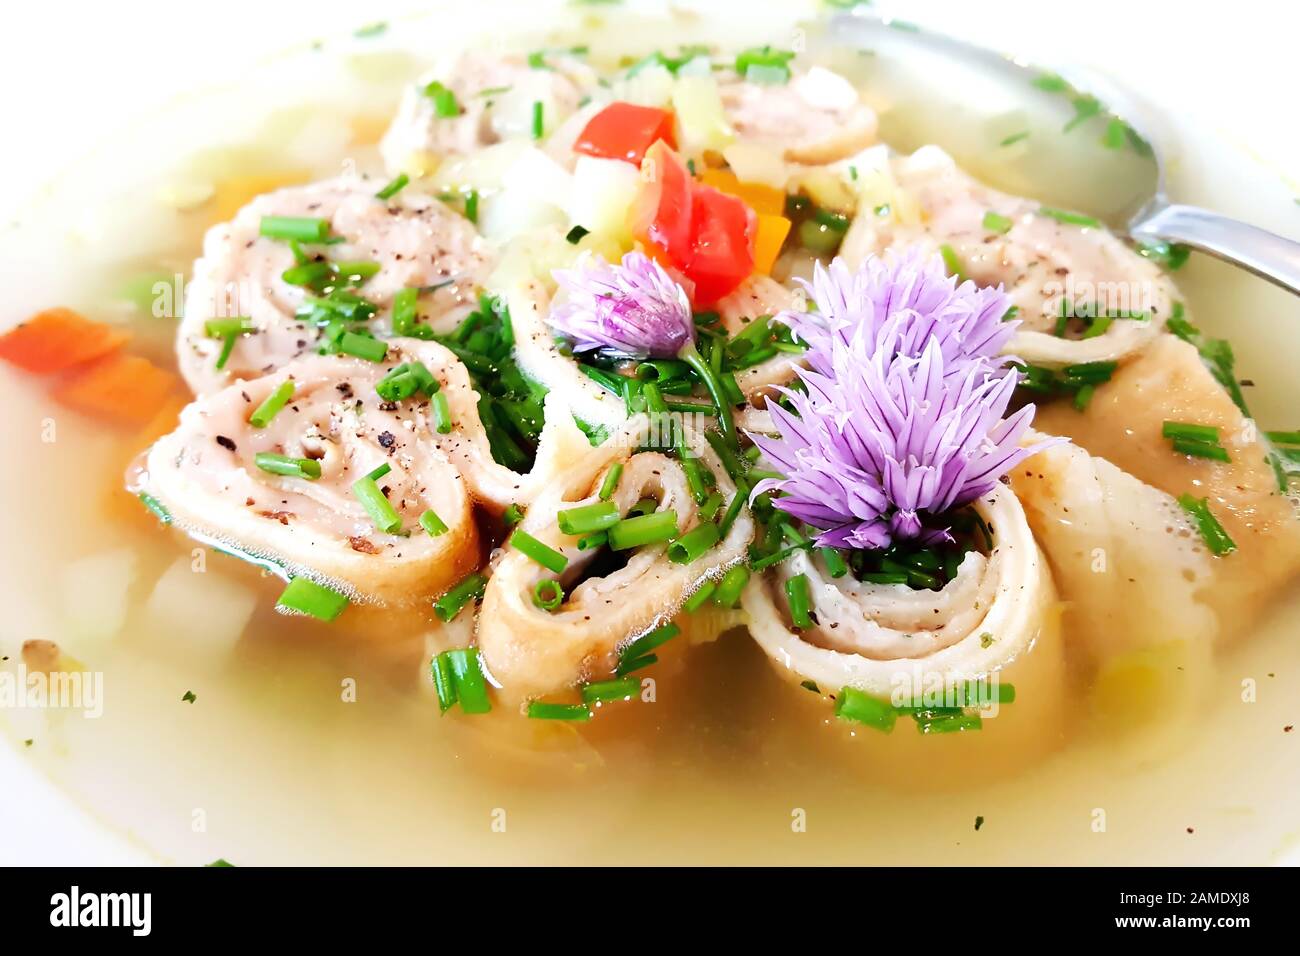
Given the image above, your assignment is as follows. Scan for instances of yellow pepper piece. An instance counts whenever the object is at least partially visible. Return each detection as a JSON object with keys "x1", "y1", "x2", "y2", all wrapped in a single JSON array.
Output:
[
  {"x1": 699, "y1": 168, "x2": 786, "y2": 217},
  {"x1": 753, "y1": 214, "x2": 792, "y2": 276}
]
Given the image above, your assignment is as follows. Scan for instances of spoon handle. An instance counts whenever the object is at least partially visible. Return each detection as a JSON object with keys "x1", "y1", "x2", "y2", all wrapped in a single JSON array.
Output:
[{"x1": 1130, "y1": 204, "x2": 1300, "y2": 295}]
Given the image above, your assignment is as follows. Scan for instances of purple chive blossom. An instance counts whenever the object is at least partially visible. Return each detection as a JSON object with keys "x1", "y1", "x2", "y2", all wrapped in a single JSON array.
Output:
[
  {"x1": 548, "y1": 251, "x2": 694, "y2": 359},
  {"x1": 750, "y1": 327, "x2": 1061, "y2": 550},
  {"x1": 779, "y1": 250, "x2": 1018, "y2": 375}
]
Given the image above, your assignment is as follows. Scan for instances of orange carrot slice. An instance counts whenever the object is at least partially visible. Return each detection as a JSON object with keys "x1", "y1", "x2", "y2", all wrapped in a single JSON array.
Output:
[
  {"x1": 0, "y1": 307, "x2": 130, "y2": 374},
  {"x1": 52, "y1": 353, "x2": 179, "y2": 426}
]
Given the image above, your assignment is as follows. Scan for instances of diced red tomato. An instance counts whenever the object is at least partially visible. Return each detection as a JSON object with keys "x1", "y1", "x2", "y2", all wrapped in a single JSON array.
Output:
[
  {"x1": 629, "y1": 143, "x2": 756, "y2": 307},
  {"x1": 574, "y1": 102, "x2": 677, "y2": 166},
  {"x1": 687, "y1": 186, "x2": 756, "y2": 306}
]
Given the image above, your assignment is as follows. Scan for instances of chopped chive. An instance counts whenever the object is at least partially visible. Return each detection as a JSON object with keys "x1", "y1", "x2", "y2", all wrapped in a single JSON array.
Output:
[
  {"x1": 430, "y1": 390, "x2": 453, "y2": 434},
  {"x1": 353, "y1": 476, "x2": 402, "y2": 534},
  {"x1": 254, "y1": 452, "x2": 321, "y2": 480},
  {"x1": 1073, "y1": 383, "x2": 1096, "y2": 411},
  {"x1": 717, "y1": 492, "x2": 746, "y2": 538},
  {"x1": 375, "y1": 173, "x2": 409, "y2": 200},
  {"x1": 215, "y1": 333, "x2": 237, "y2": 370},
  {"x1": 667, "y1": 521, "x2": 721, "y2": 564},
  {"x1": 1081, "y1": 315, "x2": 1112, "y2": 339},
  {"x1": 1038, "y1": 206, "x2": 1101, "y2": 229},
  {"x1": 532, "y1": 578, "x2": 564, "y2": 612},
  {"x1": 434, "y1": 573, "x2": 487, "y2": 622},
  {"x1": 365, "y1": 462, "x2": 392, "y2": 482},
  {"x1": 598, "y1": 463, "x2": 624, "y2": 501},
  {"x1": 749, "y1": 541, "x2": 812, "y2": 571},
  {"x1": 698, "y1": 491, "x2": 724, "y2": 522},
  {"x1": 430, "y1": 653, "x2": 458, "y2": 714},
  {"x1": 527, "y1": 701, "x2": 591, "y2": 721},
  {"x1": 859, "y1": 571, "x2": 909, "y2": 585},
  {"x1": 582, "y1": 677, "x2": 640, "y2": 704},
  {"x1": 1162, "y1": 421, "x2": 1221, "y2": 443},
  {"x1": 999, "y1": 130, "x2": 1030, "y2": 147},
  {"x1": 577, "y1": 531, "x2": 607, "y2": 551},
  {"x1": 784, "y1": 573, "x2": 813, "y2": 629},
  {"x1": 1172, "y1": 437, "x2": 1231, "y2": 462},
  {"x1": 419, "y1": 509, "x2": 449, "y2": 536},
  {"x1": 277, "y1": 577, "x2": 349, "y2": 622},
  {"x1": 335, "y1": 260, "x2": 381, "y2": 285},
  {"x1": 423, "y1": 80, "x2": 461, "y2": 117},
  {"x1": 565, "y1": 224, "x2": 590, "y2": 244},
  {"x1": 138, "y1": 492, "x2": 172, "y2": 524},
  {"x1": 249, "y1": 381, "x2": 295, "y2": 428},
  {"x1": 678, "y1": 341, "x2": 736, "y2": 446},
  {"x1": 1177, "y1": 493, "x2": 1237, "y2": 556},
  {"x1": 260, "y1": 216, "x2": 331, "y2": 242},
  {"x1": 503, "y1": 503, "x2": 525, "y2": 527},
  {"x1": 557, "y1": 501, "x2": 619, "y2": 536},
  {"x1": 391, "y1": 287, "x2": 420, "y2": 337},
  {"x1": 938, "y1": 243, "x2": 966, "y2": 281},
  {"x1": 531, "y1": 100, "x2": 544, "y2": 140},
  {"x1": 510, "y1": 529, "x2": 568, "y2": 573},
  {"x1": 376, "y1": 361, "x2": 435, "y2": 402},
  {"x1": 1266, "y1": 430, "x2": 1300, "y2": 446},
  {"x1": 444, "y1": 648, "x2": 491, "y2": 713},
  {"x1": 820, "y1": 547, "x2": 848, "y2": 578},
  {"x1": 617, "y1": 653, "x2": 657, "y2": 675},
  {"x1": 607, "y1": 509, "x2": 679, "y2": 550},
  {"x1": 464, "y1": 189, "x2": 479, "y2": 225},
  {"x1": 280, "y1": 261, "x2": 334, "y2": 288},
  {"x1": 982, "y1": 211, "x2": 1014, "y2": 235},
  {"x1": 913, "y1": 712, "x2": 983, "y2": 734},
  {"x1": 712, "y1": 564, "x2": 750, "y2": 608},
  {"x1": 205, "y1": 316, "x2": 255, "y2": 338},
  {"x1": 619, "y1": 622, "x2": 680, "y2": 671},
  {"x1": 834, "y1": 687, "x2": 897, "y2": 732},
  {"x1": 338, "y1": 332, "x2": 387, "y2": 362}
]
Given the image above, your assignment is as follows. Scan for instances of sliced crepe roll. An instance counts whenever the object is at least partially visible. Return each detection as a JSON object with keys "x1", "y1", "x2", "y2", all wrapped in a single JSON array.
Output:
[
  {"x1": 477, "y1": 417, "x2": 756, "y2": 701},
  {"x1": 839, "y1": 145, "x2": 1177, "y2": 367},
  {"x1": 742, "y1": 485, "x2": 1065, "y2": 767},
  {"x1": 178, "y1": 175, "x2": 493, "y2": 395},
  {"x1": 139, "y1": 345, "x2": 481, "y2": 606}
]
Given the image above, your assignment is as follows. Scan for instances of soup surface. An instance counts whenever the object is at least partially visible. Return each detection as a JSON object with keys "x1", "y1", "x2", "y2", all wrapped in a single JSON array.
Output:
[{"x1": 2, "y1": 4, "x2": 1299, "y2": 865}]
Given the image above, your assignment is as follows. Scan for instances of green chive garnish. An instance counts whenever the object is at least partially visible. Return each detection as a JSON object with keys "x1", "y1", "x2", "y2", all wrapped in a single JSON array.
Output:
[
  {"x1": 682, "y1": 581, "x2": 716, "y2": 612},
  {"x1": 667, "y1": 522, "x2": 721, "y2": 565},
  {"x1": 914, "y1": 712, "x2": 983, "y2": 734},
  {"x1": 138, "y1": 492, "x2": 172, "y2": 524},
  {"x1": 503, "y1": 503, "x2": 525, "y2": 527},
  {"x1": 712, "y1": 564, "x2": 750, "y2": 608},
  {"x1": 338, "y1": 332, "x2": 387, "y2": 362},
  {"x1": 532, "y1": 578, "x2": 564, "y2": 612},
  {"x1": 205, "y1": 317, "x2": 255, "y2": 338},
  {"x1": 1177, "y1": 493, "x2": 1237, "y2": 556},
  {"x1": 618, "y1": 622, "x2": 679, "y2": 674},
  {"x1": 565, "y1": 224, "x2": 589, "y2": 244},
  {"x1": 607, "y1": 509, "x2": 679, "y2": 550},
  {"x1": 577, "y1": 531, "x2": 607, "y2": 550},
  {"x1": 834, "y1": 687, "x2": 897, "y2": 732},
  {"x1": 391, "y1": 286, "x2": 420, "y2": 337},
  {"x1": 784, "y1": 573, "x2": 813, "y2": 629},
  {"x1": 249, "y1": 381, "x2": 295, "y2": 428},
  {"x1": 430, "y1": 390, "x2": 452, "y2": 434},
  {"x1": 365, "y1": 462, "x2": 391, "y2": 481},
  {"x1": 419, "y1": 509, "x2": 448, "y2": 536},
  {"x1": 260, "y1": 216, "x2": 331, "y2": 243},
  {"x1": 531, "y1": 100, "x2": 544, "y2": 139},
  {"x1": 434, "y1": 574, "x2": 487, "y2": 622},
  {"x1": 376, "y1": 361, "x2": 436, "y2": 402},
  {"x1": 464, "y1": 189, "x2": 479, "y2": 225},
  {"x1": 1038, "y1": 206, "x2": 1101, "y2": 229},
  {"x1": 582, "y1": 677, "x2": 640, "y2": 704},
  {"x1": 939, "y1": 243, "x2": 966, "y2": 282},
  {"x1": 375, "y1": 173, "x2": 409, "y2": 201},
  {"x1": 423, "y1": 80, "x2": 461, "y2": 117},
  {"x1": 982, "y1": 211, "x2": 1014, "y2": 235},
  {"x1": 353, "y1": 475, "x2": 402, "y2": 534},
  {"x1": 557, "y1": 501, "x2": 619, "y2": 536},
  {"x1": 510, "y1": 529, "x2": 568, "y2": 574},
  {"x1": 430, "y1": 653, "x2": 458, "y2": 714},
  {"x1": 444, "y1": 648, "x2": 491, "y2": 713},
  {"x1": 527, "y1": 701, "x2": 591, "y2": 721},
  {"x1": 277, "y1": 577, "x2": 349, "y2": 622},
  {"x1": 598, "y1": 463, "x2": 623, "y2": 501},
  {"x1": 820, "y1": 547, "x2": 848, "y2": 578},
  {"x1": 254, "y1": 452, "x2": 321, "y2": 480},
  {"x1": 717, "y1": 492, "x2": 746, "y2": 539},
  {"x1": 215, "y1": 334, "x2": 237, "y2": 370}
]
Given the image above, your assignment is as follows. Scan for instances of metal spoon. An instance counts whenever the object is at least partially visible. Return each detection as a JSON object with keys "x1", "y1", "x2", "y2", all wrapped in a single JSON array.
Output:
[{"x1": 823, "y1": 12, "x2": 1300, "y2": 294}]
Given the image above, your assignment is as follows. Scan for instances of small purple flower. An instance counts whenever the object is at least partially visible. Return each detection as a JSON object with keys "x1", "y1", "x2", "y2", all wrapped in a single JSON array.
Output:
[
  {"x1": 780, "y1": 250, "x2": 1018, "y2": 375},
  {"x1": 549, "y1": 252, "x2": 694, "y2": 359},
  {"x1": 750, "y1": 327, "x2": 1061, "y2": 550}
]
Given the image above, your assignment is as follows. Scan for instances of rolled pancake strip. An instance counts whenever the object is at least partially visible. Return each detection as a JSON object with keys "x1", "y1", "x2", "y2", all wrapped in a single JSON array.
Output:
[
  {"x1": 178, "y1": 175, "x2": 492, "y2": 395},
  {"x1": 742, "y1": 486, "x2": 1065, "y2": 771},
  {"x1": 1010, "y1": 433, "x2": 1216, "y2": 729},
  {"x1": 838, "y1": 145, "x2": 1177, "y2": 367},
  {"x1": 1033, "y1": 333, "x2": 1300, "y2": 639},
  {"x1": 477, "y1": 418, "x2": 756, "y2": 700},
  {"x1": 139, "y1": 343, "x2": 481, "y2": 606}
]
